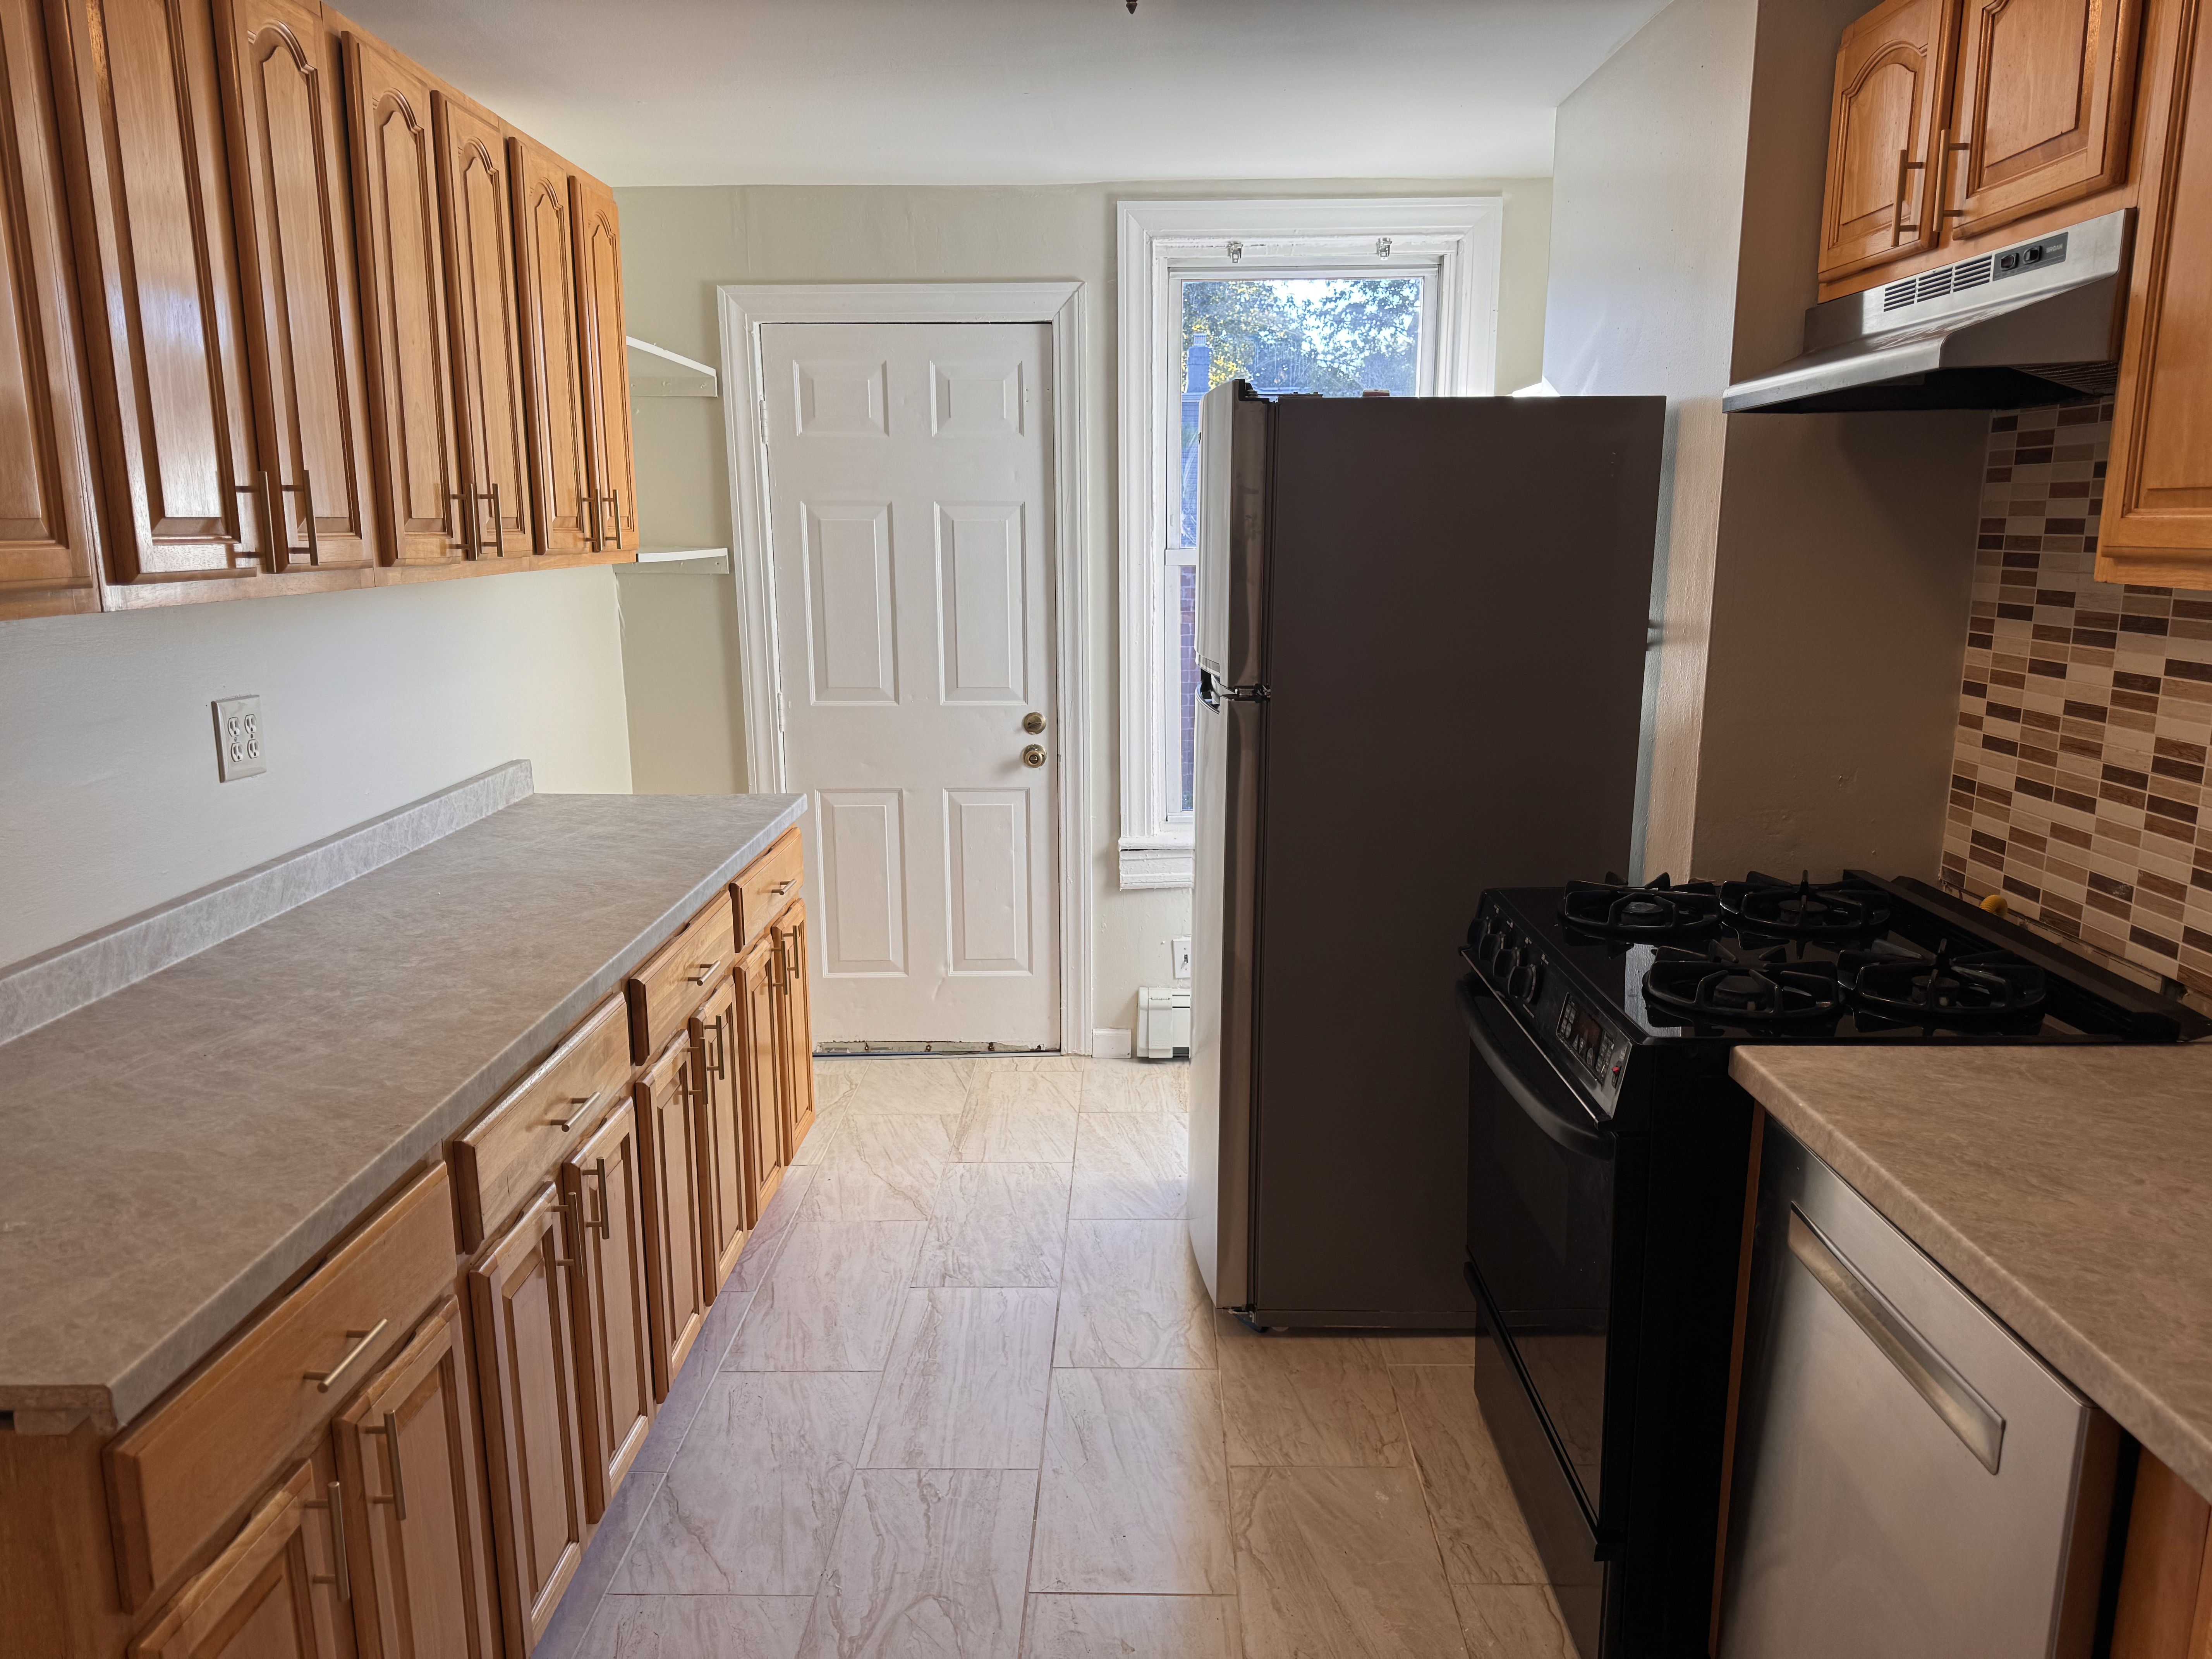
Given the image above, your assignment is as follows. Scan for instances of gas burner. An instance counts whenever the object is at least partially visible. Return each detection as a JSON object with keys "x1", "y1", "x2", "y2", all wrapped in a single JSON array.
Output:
[
  {"x1": 1721, "y1": 870, "x2": 1893, "y2": 938},
  {"x1": 1643, "y1": 941, "x2": 1844, "y2": 1025},
  {"x1": 1843, "y1": 937, "x2": 2047, "y2": 1027},
  {"x1": 1559, "y1": 871, "x2": 1723, "y2": 940}
]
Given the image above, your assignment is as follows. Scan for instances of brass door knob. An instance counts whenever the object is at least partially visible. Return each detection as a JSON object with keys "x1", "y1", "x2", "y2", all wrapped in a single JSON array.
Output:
[
  {"x1": 1021, "y1": 744, "x2": 1046, "y2": 769},
  {"x1": 1022, "y1": 711, "x2": 1046, "y2": 734}
]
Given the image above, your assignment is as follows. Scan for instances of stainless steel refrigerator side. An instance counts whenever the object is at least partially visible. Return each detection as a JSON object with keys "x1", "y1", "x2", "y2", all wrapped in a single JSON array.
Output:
[
  {"x1": 1188, "y1": 689, "x2": 1264, "y2": 1307},
  {"x1": 1194, "y1": 380, "x2": 1271, "y2": 688}
]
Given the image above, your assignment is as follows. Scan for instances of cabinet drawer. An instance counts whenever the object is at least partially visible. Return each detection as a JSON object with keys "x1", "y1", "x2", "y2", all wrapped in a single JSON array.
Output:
[
  {"x1": 732, "y1": 828, "x2": 803, "y2": 949},
  {"x1": 105, "y1": 1163, "x2": 456, "y2": 1613},
  {"x1": 626, "y1": 890, "x2": 735, "y2": 1063},
  {"x1": 450, "y1": 995, "x2": 630, "y2": 1249}
]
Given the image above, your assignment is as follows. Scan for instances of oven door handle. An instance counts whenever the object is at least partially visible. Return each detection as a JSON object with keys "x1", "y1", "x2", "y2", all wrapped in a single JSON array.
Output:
[{"x1": 1457, "y1": 977, "x2": 1614, "y2": 1159}]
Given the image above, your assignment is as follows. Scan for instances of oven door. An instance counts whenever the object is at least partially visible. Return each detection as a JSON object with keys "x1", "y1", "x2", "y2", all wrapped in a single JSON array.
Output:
[{"x1": 1460, "y1": 976, "x2": 1617, "y2": 1523}]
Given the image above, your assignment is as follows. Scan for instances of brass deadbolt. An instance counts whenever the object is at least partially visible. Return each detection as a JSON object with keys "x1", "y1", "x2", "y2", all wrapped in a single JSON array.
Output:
[
  {"x1": 1021, "y1": 744, "x2": 1047, "y2": 769},
  {"x1": 1022, "y1": 712, "x2": 1046, "y2": 734}
]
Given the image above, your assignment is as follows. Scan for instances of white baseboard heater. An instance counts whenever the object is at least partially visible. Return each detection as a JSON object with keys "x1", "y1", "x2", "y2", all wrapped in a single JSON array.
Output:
[{"x1": 1135, "y1": 987, "x2": 1190, "y2": 1059}]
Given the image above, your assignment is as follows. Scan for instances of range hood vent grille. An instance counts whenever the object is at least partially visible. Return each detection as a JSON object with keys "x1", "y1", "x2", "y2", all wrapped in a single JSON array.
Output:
[{"x1": 1886, "y1": 254, "x2": 1996, "y2": 311}]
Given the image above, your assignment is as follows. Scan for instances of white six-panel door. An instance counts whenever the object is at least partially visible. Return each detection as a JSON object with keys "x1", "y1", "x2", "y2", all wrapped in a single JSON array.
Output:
[{"x1": 760, "y1": 322, "x2": 1059, "y2": 1048}]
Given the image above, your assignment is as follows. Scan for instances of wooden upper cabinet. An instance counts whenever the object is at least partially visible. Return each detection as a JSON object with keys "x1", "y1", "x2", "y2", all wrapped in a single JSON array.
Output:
[
  {"x1": 561, "y1": 1099, "x2": 655, "y2": 1522},
  {"x1": 2102, "y1": 0, "x2": 2212, "y2": 588},
  {"x1": 0, "y1": 0, "x2": 102, "y2": 620},
  {"x1": 46, "y1": 0, "x2": 265, "y2": 587},
  {"x1": 508, "y1": 133, "x2": 591, "y2": 555},
  {"x1": 342, "y1": 31, "x2": 465, "y2": 565},
  {"x1": 331, "y1": 1299, "x2": 498, "y2": 1659},
  {"x1": 570, "y1": 172, "x2": 635, "y2": 553},
  {"x1": 432, "y1": 92, "x2": 531, "y2": 560},
  {"x1": 1947, "y1": 0, "x2": 2145, "y2": 239},
  {"x1": 213, "y1": 0, "x2": 376, "y2": 571},
  {"x1": 1820, "y1": 0, "x2": 1961, "y2": 282}
]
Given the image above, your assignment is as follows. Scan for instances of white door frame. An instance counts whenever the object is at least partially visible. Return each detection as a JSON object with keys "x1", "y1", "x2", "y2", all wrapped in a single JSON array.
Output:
[{"x1": 717, "y1": 281, "x2": 1093, "y2": 1055}]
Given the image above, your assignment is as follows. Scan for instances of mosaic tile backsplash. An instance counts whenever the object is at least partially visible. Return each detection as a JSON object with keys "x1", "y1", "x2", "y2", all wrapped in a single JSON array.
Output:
[{"x1": 1942, "y1": 401, "x2": 2212, "y2": 1001}]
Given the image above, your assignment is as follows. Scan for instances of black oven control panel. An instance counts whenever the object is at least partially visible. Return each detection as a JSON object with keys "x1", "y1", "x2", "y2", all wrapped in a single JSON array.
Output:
[
  {"x1": 1556, "y1": 995, "x2": 1631, "y2": 1096},
  {"x1": 1467, "y1": 896, "x2": 1637, "y2": 1118}
]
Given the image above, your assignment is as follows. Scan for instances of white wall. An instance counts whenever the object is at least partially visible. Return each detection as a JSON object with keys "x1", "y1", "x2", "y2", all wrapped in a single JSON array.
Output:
[
  {"x1": 614, "y1": 177, "x2": 1554, "y2": 1037},
  {"x1": 0, "y1": 568, "x2": 633, "y2": 967}
]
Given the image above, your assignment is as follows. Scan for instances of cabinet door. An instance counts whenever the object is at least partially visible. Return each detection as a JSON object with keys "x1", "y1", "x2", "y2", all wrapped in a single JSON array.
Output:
[
  {"x1": 561, "y1": 1099, "x2": 655, "y2": 1522},
  {"x1": 465, "y1": 1184, "x2": 587, "y2": 1657},
  {"x1": 2102, "y1": 0, "x2": 2212, "y2": 588},
  {"x1": 690, "y1": 977, "x2": 747, "y2": 1293},
  {"x1": 212, "y1": 0, "x2": 375, "y2": 570},
  {"x1": 128, "y1": 1459, "x2": 348, "y2": 1659},
  {"x1": 0, "y1": 0, "x2": 102, "y2": 619},
  {"x1": 508, "y1": 133, "x2": 589, "y2": 555},
  {"x1": 331, "y1": 1299, "x2": 497, "y2": 1659},
  {"x1": 775, "y1": 902, "x2": 816, "y2": 1158},
  {"x1": 1947, "y1": 0, "x2": 2144, "y2": 238},
  {"x1": 1819, "y1": 0, "x2": 1960, "y2": 282},
  {"x1": 737, "y1": 938, "x2": 787, "y2": 1227},
  {"x1": 635, "y1": 1038, "x2": 707, "y2": 1400},
  {"x1": 46, "y1": 0, "x2": 264, "y2": 586},
  {"x1": 568, "y1": 172, "x2": 634, "y2": 553},
  {"x1": 341, "y1": 31, "x2": 464, "y2": 565},
  {"x1": 431, "y1": 92, "x2": 530, "y2": 560}
]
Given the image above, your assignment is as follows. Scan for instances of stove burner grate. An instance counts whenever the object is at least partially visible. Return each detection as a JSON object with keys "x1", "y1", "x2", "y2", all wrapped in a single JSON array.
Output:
[
  {"x1": 1642, "y1": 941, "x2": 1843, "y2": 1025},
  {"x1": 1721, "y1": 870, "x2": 1893, "y2": 938},
  {"x1": 1559, "y1": 871, "x2": 1723, "y2": 939},
  {"x1": 1844, "y1": 938, "x2": 2047, "y2": 1026}
]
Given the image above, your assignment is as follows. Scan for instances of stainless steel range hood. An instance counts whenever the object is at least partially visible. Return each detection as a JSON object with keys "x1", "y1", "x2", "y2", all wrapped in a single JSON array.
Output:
[{"x1": 1723, "y1": 210, "x2": 2132, "y2": 414}]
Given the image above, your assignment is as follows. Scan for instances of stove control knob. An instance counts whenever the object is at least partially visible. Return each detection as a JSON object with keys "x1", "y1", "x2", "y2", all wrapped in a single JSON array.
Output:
[{"x1": 1510, "y1": 958, "x2": 1542, "y2": 1003}]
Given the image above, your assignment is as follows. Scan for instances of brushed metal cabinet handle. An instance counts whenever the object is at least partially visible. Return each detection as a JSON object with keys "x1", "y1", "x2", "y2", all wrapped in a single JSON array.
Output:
[
  {"x1": 1788, "y1": 1207, "x2": 2005, "y2": 1473},
  {"x1": 367, "y1": 1408, "x2": 409, "y2": 1521},
  {"x1": 591, "y1": 1156, "x2": 612, "y2": 1240},
  {"x1": 305, "y1": 1320, "x2": 389, "y2": 1393},
  {"x1": 548, "y1": 1095, "x2": 596, "y2": 1133}
]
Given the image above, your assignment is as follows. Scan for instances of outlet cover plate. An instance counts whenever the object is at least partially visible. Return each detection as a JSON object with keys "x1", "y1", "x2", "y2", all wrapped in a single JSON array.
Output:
[
  {"x1": 213, "y1": 696, "x2": 266, "y2": 781},
  {"x1": 1172, "y1": 936, "x2": 1192, "y2": 979}
]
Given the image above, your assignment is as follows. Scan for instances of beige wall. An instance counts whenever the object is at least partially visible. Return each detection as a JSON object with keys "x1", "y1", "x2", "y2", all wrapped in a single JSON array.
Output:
[
  {"x1": 1547, "y1": 0, "x2": 1982, "y2": 883},
  {"x1": 0, "y1": 570, "x2": 634, "y2": 967},
  {"x1": 613, "y1": 177, "x2": 1554, "y2": 1037}
]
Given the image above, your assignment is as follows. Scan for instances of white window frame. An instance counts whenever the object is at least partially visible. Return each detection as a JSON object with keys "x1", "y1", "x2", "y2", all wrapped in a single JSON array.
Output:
[{"x1": 1115, "y1": 197, "x2": 1502, "y2": 889}]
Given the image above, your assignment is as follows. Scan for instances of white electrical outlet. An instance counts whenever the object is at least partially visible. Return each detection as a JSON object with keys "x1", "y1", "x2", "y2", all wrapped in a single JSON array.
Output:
[
  {"x1": 213, "y1": 696, "x2": 266, "y2": 781},
  {"x1": 1172, "y1": 936, "x2": 1192, "y2": 979}
]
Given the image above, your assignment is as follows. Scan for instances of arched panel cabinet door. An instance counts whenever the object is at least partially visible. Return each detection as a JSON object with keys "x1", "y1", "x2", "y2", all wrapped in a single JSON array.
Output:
[
  {"x1": 1819, "y1": 0, "x2": 1962, "y2": 283},
  {"x1": 507, "y1": 131, "x2": 591, "y2": 555},
  {"x1": 569, "y1": 170, "x2": 636, "y2": 554}
]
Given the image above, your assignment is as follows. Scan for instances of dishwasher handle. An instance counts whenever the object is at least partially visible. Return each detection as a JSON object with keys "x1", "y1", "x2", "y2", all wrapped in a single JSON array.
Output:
[{"x1": 1788, "y1": 1206, "x2": 2006, "y2": 1474}]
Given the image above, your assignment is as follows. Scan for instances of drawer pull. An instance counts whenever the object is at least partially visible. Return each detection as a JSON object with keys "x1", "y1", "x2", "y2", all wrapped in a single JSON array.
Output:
[
  {"x1": 366, "y1": 1409, "x2": 409, "y2": 1521},
  {"x1": 772, "y1": 880, "x2": 795, "y2": 898},
  {"x1": 547, "y1": 1096, "x2": 597, "y2": 1133},
  {"x1": 686, "y1": 959, "x2": 720, "y2": 986},
  {"x1": 305, "y1": 1321, "x2": 388, "y2": 1394}
]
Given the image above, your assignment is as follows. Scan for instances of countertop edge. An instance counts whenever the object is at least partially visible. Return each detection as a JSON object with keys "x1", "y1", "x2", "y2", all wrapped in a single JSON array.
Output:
[
  {"x1": 72, "y1": 791, "x2": 807, "y2": 1429},
  {"x1": 1729, "y1": 1048, "x2": 2212, "y2": 1504}
]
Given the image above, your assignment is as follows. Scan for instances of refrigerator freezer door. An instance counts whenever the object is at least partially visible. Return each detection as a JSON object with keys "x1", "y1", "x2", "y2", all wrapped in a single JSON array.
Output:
[
  {"x1": 1195, "y1": 381, "x2": 1271, "y2": 688},
  {"x1": 1188, "y1": 690, "x2": 1264, "y2": 1306}
]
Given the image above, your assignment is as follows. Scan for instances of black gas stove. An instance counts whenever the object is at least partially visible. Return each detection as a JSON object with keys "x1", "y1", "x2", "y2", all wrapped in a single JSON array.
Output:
[{"x1": 1456, "y1": 867, "x2": 2205, "y2": 1659}]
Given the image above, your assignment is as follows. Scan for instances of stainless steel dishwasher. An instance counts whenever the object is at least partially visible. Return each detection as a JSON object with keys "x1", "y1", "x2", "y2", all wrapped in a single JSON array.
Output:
[{"x1": 1719, "y1": 1117, "x2": 2118, "y2": 1659}]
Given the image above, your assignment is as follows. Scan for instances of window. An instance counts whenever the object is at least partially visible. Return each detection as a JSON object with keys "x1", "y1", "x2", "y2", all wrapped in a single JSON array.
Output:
[{"x1": 1116, "y1": 199, "x2": 1502, "y2": 887}]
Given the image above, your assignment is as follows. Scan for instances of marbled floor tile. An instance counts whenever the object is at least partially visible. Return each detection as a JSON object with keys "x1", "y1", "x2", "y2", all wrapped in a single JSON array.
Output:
[
  {"x1": 788, "y1": 1111, "x2": 842, "y2": 1169},
  {"x1": 1069, "y1": 1111, "x2": 1186, "y2": 1219},
  {"x1": 1453, "y1": 1584, "x2": 1577, "y2": 1659},
  {"x1": 1078, "y1": 1059, "x2": 1187, "y2": 1113},
  {"x1": 951, "y1": 1097, "x2": 1080, "y2": 1165},
  {"x1": 797, "y1": 1467, "x2": 1036, "y2": 1659},
  {"x1": 1054, "y1": 1220, "x2": 1214, "y2": 1369},
  {"x1": 1369, "y1": 1331, "x2": 1480, "y2": 1365},
  {"x1": 1230, "y1": 1465, "x2": 1468, "y2": 1659},
  {"x1": 860, "y1": 1288, "x2": 1056, "y2": 1470},
  {"x1": 969, "y1": 1065, "x2": 1084, "y2": 1111},
  {"x1": 1019, "y1": 1595, "x2": 1240, "y2": 1659},
  {"x1": 800, "y1": 1114, "x2": 957, "y2": 1223},
  {"x1": 1215, "y1": 1317, "x2": 1407, "y2": 1467},
  {"x1": 635, "y1": 1288, "x2": 754, "y2": 1475},
  {"x1": 732, "y1": 1166, "x2": 816, "y2": 1295},
  {"x1": 1391, "y1": 1365, "x2": 1546, "y2": 1588},
  {"x1": 970, "y1": 1053, "x2": 1083, "y2": 1074},
  {"x1": 727, "y1": 1222, "x2": 922, "y2": 1372},
  {"x1": 532, "y1": 1470, "x2": 667, "y2": 1659},
  {"x1": 576, "y1": 1594, "x2": 814, "y2": 1659},
  {"x1": 913, "y1": 1163, "x2": 1071, "y2": 1288},
  {"x1": 829, "y1": 1058, "x2": 976, "y2": 1115},
  {"x1": 613, "y1": 1371, "x2": 880, "y2": 1595},
  {"x1": 1029, "y1": 1367, "x2": 1236, "y2": 1596}
]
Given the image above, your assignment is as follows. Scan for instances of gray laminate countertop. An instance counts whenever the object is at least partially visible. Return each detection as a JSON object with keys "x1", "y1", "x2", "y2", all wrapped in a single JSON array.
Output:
[
  {"x1": 0, "y1": 790, "x2": 804, "y2": 1429},
  {"x1": 1730, "y1": 1044, "x2": 2212, "y2": 1502}
]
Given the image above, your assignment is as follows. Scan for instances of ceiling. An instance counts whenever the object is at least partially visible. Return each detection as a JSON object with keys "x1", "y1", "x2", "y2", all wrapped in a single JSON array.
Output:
[{"x1": 333, "y1": 0, "x2": 1671, "y2": 187}]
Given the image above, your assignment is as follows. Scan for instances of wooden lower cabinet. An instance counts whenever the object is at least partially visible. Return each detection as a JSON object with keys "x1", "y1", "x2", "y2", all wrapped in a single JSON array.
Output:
[
  {"x1": 774, "y1": 901, "x2": 816, "y2": 1158},
  {"x1": 466, "y1": 1185, "x2": 588, "y2": 1657},
  {"x1": 561, "y1": 1101, "x2": 655, "y2": 1522},
  {"x1": 692, "y1": 977, "x2": 749, "y2": 1293},
  {"x1": 635, "y1": 1037, "x2": 709, "y2": 1400},
  {"x1": 128, "y1": 1457, "x2": 350, "y2": 1659},
  {"x1": 330, "y1": 1300, "x2": 496, "y2": 1659},
  {"x1": 737, "y1": 935, "x2": 788, "y2": 1224},
  {"x1": 2111, "y1": 1448, "x2": 2212, "y2": 1659}
]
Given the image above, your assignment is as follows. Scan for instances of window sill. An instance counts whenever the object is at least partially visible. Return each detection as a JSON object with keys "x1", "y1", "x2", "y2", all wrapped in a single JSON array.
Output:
[{"x1": 1118, "y1": 840, "x2": 1194, "y2": 890}]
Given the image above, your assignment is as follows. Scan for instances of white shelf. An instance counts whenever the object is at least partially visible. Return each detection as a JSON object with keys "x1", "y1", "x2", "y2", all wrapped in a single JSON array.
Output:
[
  {"x1": 617, "y1": 546, "x2": 729, "y2": 575},
  {"x1": 627, "y1": 336, "x2": 718, "y2": 399}
]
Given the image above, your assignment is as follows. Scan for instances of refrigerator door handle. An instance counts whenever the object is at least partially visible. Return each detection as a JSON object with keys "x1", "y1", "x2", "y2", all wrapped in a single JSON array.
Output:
[{"x1": 1199, "y1": 668, "x2": 1219, "y2": 709}]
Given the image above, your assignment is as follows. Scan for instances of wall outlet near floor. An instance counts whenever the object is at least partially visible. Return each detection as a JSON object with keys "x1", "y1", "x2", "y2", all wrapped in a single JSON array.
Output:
[
  {"x1": 1172, "y1": 936, "x2": 1191, "y2": 979},
  {"x1": 212, "y1": 696, "x2": 265, "y2": 781}
]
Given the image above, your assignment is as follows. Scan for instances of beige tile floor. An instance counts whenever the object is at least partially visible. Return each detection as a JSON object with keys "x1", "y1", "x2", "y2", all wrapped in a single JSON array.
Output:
[{"x1": 543, "y1": 1055, "x2": 1576, "y2": 1659}]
